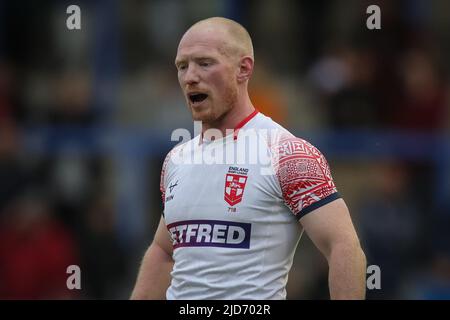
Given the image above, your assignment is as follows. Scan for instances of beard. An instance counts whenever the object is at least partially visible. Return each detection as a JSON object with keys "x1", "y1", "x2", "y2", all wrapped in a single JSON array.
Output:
[{"x1": 189, "y1": 85, "x2": 238, "y2": 124}]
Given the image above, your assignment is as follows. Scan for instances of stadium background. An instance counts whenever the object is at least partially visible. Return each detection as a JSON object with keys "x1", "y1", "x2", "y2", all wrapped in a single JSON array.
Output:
[{"x1": 0, "y1": 0, "x2": 449, "y2": 299}]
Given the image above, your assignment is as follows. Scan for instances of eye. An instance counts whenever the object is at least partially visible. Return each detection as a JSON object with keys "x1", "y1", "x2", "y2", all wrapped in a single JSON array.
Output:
[
  {"x1": 199, "y1": 60, "x2": 213, "y2": 68},
  {"x1": 177, "y1": 63, "x2": 187, "y2": 71}
]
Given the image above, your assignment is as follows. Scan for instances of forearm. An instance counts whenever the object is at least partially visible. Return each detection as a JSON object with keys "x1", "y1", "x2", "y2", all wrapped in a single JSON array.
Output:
[
  {"x1": 130, "y1": 243, "x2": 174, "y2": 300},
  {"x1": 328, "y1": 242, "x2": 366, "y2": 299}
]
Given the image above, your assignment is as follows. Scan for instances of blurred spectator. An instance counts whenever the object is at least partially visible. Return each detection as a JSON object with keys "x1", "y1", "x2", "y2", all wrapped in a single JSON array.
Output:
[
  {"x1": 0, "y1": 192, "x2": 79, "y2": 299},
  {"x1": 0, "y1": 61, "x2": 14, "y2": 121},
  {"x1": 48, "y1": 152, "x2": 98, "y2": 231},
  {"x1": 78, "y1": 193, "x2": 127, "y2": 299},
  {"x1": 0, "y1": 120, "x2": 30, "y2": 215},
  {"x1": 118, "y1": 65, "x2": 189, "y2": 129},
  {"x1": 402, "y1": 213, "x2": 450, "y2": 299},
  {"x1": 357, "y1": 162, "x2": 425, "y2": 299},
  {"x1": 48, "y1": 70, "x2": 96, "y2": 125},
  {"x1": 390, "y1": 49, "x2": 448, "y2": 131},
  {"x1": 414, "y1": 254, "x2": 450, "y2": 299},
  {"x1": 309, "y1": 45, "x2": 380, "y2": 129}
]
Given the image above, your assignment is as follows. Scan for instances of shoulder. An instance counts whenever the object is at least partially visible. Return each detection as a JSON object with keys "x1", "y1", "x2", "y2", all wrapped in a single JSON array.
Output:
[
  {"x1": 159, "y1": 140, "x2": 189, "y2": 203},
  {"x1": 251, "y1": 112, "x2": 330, "y2": 166},
  {"x1": 251, "y1": 112, "x2": 289, "y2": 132},
  {"x1": 271, "y1": 133, "x2": 334, "y2": 187},
  {"x1": 160, "y1": 138, "x2": 189, "y2": 185},
  {"x1": 272, "y1": 134, "x2": 328, "y2": 166},
  {"x1": 269, "y1": 131, "x2": 339, "y2": 218},
  {"x1": 161, "y1": 135, "x2": 198, "y2": 170}
]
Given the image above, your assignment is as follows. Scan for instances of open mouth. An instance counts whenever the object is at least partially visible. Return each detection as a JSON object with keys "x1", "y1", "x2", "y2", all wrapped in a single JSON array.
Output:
[{"x1": 188, "y1": 93, "x2": 208, "y2": 104}]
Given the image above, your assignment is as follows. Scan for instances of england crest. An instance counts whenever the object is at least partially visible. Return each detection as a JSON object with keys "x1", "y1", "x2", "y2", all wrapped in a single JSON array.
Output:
[{"x1": 224, "y1": 173, "x2": 248, "y2": 206}]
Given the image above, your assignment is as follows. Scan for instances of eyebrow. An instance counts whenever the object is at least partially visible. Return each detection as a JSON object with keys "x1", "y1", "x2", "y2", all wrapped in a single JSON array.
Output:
[
  {"x1": 174, "y1": 58, "x2": 184, "y2": 67},
  {"x1": 175, "y1": 56, "x2": 215, "y2": 67}
]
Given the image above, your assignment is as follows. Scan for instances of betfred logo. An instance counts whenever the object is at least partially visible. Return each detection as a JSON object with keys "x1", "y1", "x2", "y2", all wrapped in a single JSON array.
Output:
[{"x1": 167, "y1": 220, "x2": 251, "y2": 249}]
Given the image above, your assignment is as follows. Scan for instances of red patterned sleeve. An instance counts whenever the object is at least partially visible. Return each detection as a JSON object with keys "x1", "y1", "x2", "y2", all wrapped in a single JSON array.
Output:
[{"x1": 272, "y1": 135, "x2": 340, "y2": 219}]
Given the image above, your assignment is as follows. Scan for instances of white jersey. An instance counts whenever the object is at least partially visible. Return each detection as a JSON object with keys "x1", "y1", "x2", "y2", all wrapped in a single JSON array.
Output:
[{"x1": 160, "y1": 111, "x2": 339, "y2": 300}]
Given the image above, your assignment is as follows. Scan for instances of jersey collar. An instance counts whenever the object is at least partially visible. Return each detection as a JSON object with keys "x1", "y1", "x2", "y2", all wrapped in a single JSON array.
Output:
[
  {"x1": 199, "y1": 109, "x2": 259, "y2": 143},
  {"x1": 233, "y1": 108, "x2": 259, "y2": 140}
]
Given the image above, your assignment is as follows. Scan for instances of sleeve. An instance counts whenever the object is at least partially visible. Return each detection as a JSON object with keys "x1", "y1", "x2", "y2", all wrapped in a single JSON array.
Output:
[
  {"x1": 272, "y1": 135, "x2": 341, "y2": 219},
  {"x1": 160, "y1": 151, "x2": 172, "y2": 214}
]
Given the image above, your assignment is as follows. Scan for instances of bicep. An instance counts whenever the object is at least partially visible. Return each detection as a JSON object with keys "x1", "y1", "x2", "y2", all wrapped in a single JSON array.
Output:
[
  {"x1": 153, "y1": 216, "x2": 173, "y2": 258},
  {"x1": 299, "y1": 198, "x2": 360, "y2": 259}
]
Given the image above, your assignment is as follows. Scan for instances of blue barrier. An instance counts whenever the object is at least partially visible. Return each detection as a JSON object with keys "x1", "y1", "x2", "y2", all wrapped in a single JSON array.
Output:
[{"x1": 22, "y1": 126, "x2": 450, "y2": 248}]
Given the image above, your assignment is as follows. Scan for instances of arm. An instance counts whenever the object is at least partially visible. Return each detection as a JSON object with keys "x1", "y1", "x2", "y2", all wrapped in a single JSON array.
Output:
[
  {"x1": 130, "y1": 217, "x2": 174, "y2": 300},
  {"x1": 300, "y1": 198, "x2": 367, "y2": 299}
]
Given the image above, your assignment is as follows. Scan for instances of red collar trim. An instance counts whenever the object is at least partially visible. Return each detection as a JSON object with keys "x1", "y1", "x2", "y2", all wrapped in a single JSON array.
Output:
[
  {"x1": 199, "y1": 109, "x2": 259, "y2": 143},
  {"x1": 233, "y1": 109, "x2": 259, "y2": 140}
]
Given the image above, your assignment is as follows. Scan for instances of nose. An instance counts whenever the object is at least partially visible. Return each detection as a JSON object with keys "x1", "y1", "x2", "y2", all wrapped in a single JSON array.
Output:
[{"x1": 183, "y1": 63, "x2": 200, "y2": 86}]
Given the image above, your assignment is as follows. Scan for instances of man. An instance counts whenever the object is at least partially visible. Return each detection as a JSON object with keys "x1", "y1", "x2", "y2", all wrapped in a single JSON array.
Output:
[{"x1": 131, "y1": 17, "x2": 366, "y2": 300}]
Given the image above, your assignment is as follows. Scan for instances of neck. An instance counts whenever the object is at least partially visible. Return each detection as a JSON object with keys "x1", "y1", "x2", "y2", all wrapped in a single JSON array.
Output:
[{"x1": 202, "y1": 93, "x2": 255, "y2": 137}]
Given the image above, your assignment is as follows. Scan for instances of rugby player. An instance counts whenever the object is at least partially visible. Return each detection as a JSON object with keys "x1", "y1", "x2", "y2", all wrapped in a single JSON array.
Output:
[{"x1": 131, "y1": 17, "x2": 366, "y2": 300}]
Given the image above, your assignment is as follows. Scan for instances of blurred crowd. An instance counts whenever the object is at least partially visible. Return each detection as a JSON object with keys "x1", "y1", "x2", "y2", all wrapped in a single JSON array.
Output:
[{"x1": 0, "y1": 0, "x2": 449, "y2": 299}]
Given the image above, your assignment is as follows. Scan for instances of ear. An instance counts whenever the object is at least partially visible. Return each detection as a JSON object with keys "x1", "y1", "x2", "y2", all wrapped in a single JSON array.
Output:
[{"x1": 236, "y1": 56, "x2": 254, "y2": 83}]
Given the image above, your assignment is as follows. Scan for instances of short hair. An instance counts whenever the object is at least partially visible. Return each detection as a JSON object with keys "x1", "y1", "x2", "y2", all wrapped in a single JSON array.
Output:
[{"x1": 187, "y1": 17, "x2": 254, "y2": 59}]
